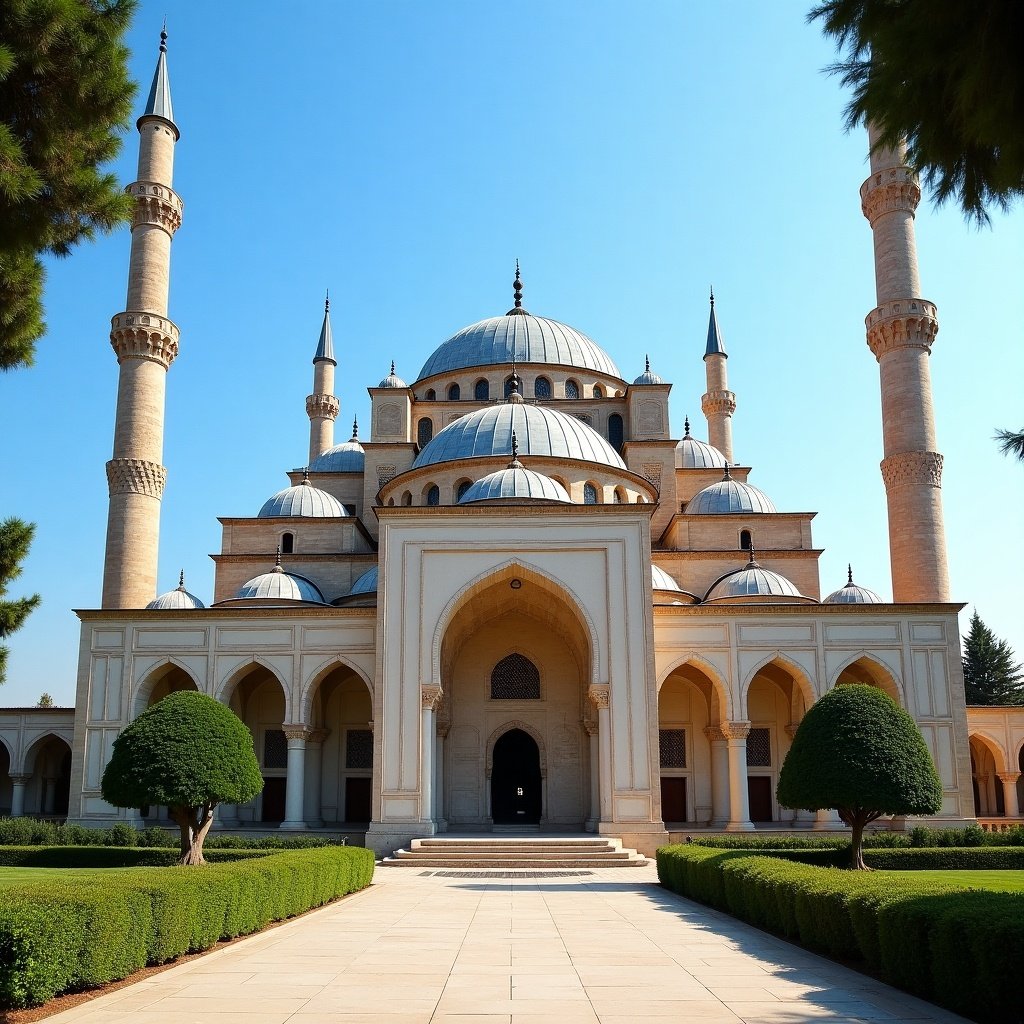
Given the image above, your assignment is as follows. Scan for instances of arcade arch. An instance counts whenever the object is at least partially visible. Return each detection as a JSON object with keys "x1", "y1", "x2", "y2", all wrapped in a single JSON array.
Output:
[
  {"x1": 19, "y1": 733, "x2": 72, "y2": 816},
  {"x1": 834, "y1": 653, "x2": 902, "y2": 705},
  {"x1": 133, "y1": 661, "x2": 199, "y2": 718}
]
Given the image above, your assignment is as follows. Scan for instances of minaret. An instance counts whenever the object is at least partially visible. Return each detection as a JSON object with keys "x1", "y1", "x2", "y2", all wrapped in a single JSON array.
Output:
[
  {"x1": 861, "y1": 126, "x2": 949, "y2": 602},
  {"x1": 307, "y1": 293, "x2": 339, "y2": 464},
  {"x1": 701, "y1": 288, "x2": 736, "y2": 462},
  {"x1": 102, "y1": 28, "x2": 182, "y2": 608}
]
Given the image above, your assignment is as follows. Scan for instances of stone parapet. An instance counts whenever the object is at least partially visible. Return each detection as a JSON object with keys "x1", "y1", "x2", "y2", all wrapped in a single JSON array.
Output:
[
  {"x1": 701, "y1": 389, "x2": 736, "y2": 416},
  {"x1": 110, "y1": 311, "x2": 179, "y2": 368},
  {"x1": 866, "y1": 299, "x2": 939, "y2": 359},
  {"x1": 105, "y1": 458, "x2": 167, "y2": 499},
  {"x1": 306, "y1": 393, "x2": 340, "y2": 420},
  {"x1": 127, "y1": 180, "x2": 183, "y2": 234},
  {"x1": 860, "y1": 166, "x2": 921, "y2": 224}
]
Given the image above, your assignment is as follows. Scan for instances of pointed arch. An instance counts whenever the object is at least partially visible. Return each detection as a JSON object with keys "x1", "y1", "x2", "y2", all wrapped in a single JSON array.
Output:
[
  {"x1": 300, "y1": 655, "x2": 374, "y2": 722},
  {"x1": 0, "y1": 734, "x2": 14, "y2": 763},
  {"x1": 658, "y1": 651, "x2": 733, "y2": 722},
  {"x1": 19, "y1": 731, "x2": 72, "y2": 776},
  {"x1": 830, "y1": 650, "x2": 904, "y2": 706},
  {"x1": 485, "y1": 720, "x2": 547, "y2": 778},
  {"x1": 215, "y1": 656, "x2": 291, "y2": 719},
  {"x1": 969, "y1": 732, "x2": 1008, "y2": 774},
  {"x1": 132, "y1": 657, "x2": 202, "y2": 718},
  {"x1": 741, "y1": 651, "x2": 817, "y2": 715}
]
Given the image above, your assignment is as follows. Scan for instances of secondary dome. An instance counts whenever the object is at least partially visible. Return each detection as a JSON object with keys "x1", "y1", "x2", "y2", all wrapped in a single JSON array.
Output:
[
  {"x1": 704, "y1": 556, "x2": 809, "y2": 603},
  {"x1": 349, "y1": 566, "x2": 378, "y2": 595},
  {"x1": 310, "y1": 418, "x2": 365, "y2": 472},
  {"x1": 824, "y1": 566, "x2": 883, "y2": 604},
  {"x1": 632, "y1": 356, "x2": 664, "y2": 386},
  {"x1": 675, "y1": 417, "x2": 727, "y2": 469},
  {"x1": 687, "y1": 467, "x2": 776, "y2": 514},
  {"x1": 378, "y1": 361, "x2": 407, "y2": 388},
  {"x1": 651, "y1": 565, "x2": 682, "y2": 592},
  {"x1": 459, "y1": 462, "x2": 572, "y2": 503},
  {"x1": 417, "y1": 314, "x2": 621, "y2": 381},
  {"x1": 146, "y1": 571, "x2": 205, "y2": 610},
  {"x1": 413, "y1": 402, "x2": 627, "y2": 470},
  {"x1": 235, "y1": 563, "x2": 325, "y2": 603},
  {"x1": 258, "y1": 476, "x2": 347, "y2": 517}
]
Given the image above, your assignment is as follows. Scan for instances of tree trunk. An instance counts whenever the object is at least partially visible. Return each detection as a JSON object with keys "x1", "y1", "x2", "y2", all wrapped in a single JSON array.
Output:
[
  {"x1": 170, "y1": 804, "x2": 216, "y2": 865},
  {"x1": 849, "y1": 816, "x2": 868, "y2": 870}
]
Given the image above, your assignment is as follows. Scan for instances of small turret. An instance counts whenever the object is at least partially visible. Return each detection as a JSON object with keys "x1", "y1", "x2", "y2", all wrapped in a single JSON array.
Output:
[
  {"x1": 701, "y1": 287, "x2": 736, "y2": 462},
  {"x1": 306, "y1": 293, "x2": 340, "y2": 464}
]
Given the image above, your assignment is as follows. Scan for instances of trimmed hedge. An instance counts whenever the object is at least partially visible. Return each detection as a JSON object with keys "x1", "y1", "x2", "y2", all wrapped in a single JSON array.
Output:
[
  {"x1": 0, "y1": 846, "x2": 270, "y2": 868},
  {"x1": 657, "y1": 844, "x2": 1024, "y2": 1023},
  {"x1": 690, "y1": 823, "x2": 1024, "y2": 849},
  {"x1": 0, "y1": 845, "x2": 375, "y2": 1008},
  {"x1": 862, "y1": 846, "x2": 1024, "y2": 871}
]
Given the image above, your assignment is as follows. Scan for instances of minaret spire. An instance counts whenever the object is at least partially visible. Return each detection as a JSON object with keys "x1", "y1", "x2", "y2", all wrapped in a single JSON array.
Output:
[
  {"x1": 507, "y1": 260, "x2": 529, "y2": 315},
  {"x1": 101, "y1": 27, "x2": 184, "y2": 607},
  {"x1": 307, "y1": 292, "x2": 340, "y2": 465},
  {"x1": 861, "y1": 126, "x2": 949, "y2": 602},
  {"x1": 701, "y1": 287, "x2": 736, "y2": 462}
]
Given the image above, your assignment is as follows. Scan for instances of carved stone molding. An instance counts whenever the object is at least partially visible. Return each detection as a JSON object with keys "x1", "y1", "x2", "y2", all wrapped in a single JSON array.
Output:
[
  {"x1": 587, "y1": 685, "x2": 610, "y2": 711},
  {"x1": 127, "y1": 180, "x2": 184, "y2": 234},
  {"x1": 305, "y1": 393, "x2": 340, "y2": 420},
  {"x1": 701, "y1": 389, "x2": 736, "y2": 416},
  {"x1": 306, "y1": 728, "x2": 330, "y2": 745},
  {"x1": 8, "y1": 774, "x2": 31, "y2": 784},
  {"x1": 421, "y1": 684, "x2": 442, "y2": 711},
  {"x1": 110, "y1": 311, "x2": 179, "y2": 368},
  {"x1": 703, "y1": 725, "x2": 726, "y2": 743},
  {"x1": 997, "y1": 772, "x2": 1021, "y2": 785},
  {"x1": 860, "y1": 168, "x2": 921, "y2": 224},
  {"x1": 880, "y1": 450, "x2": 944, "y2": 490},
  {"x1": 106, "y1": 458, "x2": 167, "y2": 499},
  {"x1": 376, "y1": 465, "x2": 398, "y2": 487},
  {"x1": 865, "y1": 299, "x2": 939, "y2": 359},
  {"x1": 720, "y1": 720, "x2": 751, "y2": 741},
  {"x1": 283, "y1": 726, "x2": 310, "y2": 743}
]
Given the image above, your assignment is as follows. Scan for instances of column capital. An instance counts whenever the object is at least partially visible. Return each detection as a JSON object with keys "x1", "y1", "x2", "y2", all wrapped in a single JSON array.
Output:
[
  {"x1": 306, "y1": 728, "x2": 329, "y2": 746},
  {"x1": 587, "y1": 685, "x2": 610, "y2": 711},
  {"x1": 583, "y1": 720, "x2": 599, "y2": 737},
  {"x1": 9, "y1": 773, "x2": 31, "y2": 784},
  {"x1": 721, "y1": 720, "x2": 751, "y2": 741},
  {"x1": 282, "y1": 725, "x2": 310, "y2": 743},
  {"x1": 997, "y1": 772, "x2": 1021, "y2": 785},
  {"x1": 421, "y1": 684, "x2": 442, "y2": 711},
  {"x1": 784, "y1": 723, "x2": 800, "y2": 739},
  {"x1": 703, "y1": 725, "x2": 726, "y2": 743}
]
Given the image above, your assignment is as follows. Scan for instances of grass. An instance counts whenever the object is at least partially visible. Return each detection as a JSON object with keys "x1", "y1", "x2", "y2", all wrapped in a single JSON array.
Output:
[
  {"x1": 0, "y1": 866, "x2": 151, "y2": 886},
  {"x1": 878, "y1": 869, "x2": 1024, "y2": 892}
]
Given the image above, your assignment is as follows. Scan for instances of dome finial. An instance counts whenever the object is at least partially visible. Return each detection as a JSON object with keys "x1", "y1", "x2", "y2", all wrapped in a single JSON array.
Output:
[
  {"x1": 178, "y1": 568, "x2": 185, "y2": 589},
  {"x1": 160, "y1": 18, "x2": 167, "y2": 53},
  {"x1": 746, "y1": 540, "x2": 757, "y2": 566},
  {"x1": 325, "y1": 288, "x2": 329, "y2": 313},
  {"x1": 723, "y1": 463, "x2": 732, "y2": 480},
  {"x1": 507, "y1": 353, "x2": 524, "y2": 403},
  {"x1": 847, "y1": 563, "x2": 854, "y2": 586},
  {"x1": 710, "y1": 285, "x2": 715, "y2": 307},
  {"x1": 508, "y1": 430, "x2": 525, "y2": 468},
  {"x1": 506, "y1": 260, "x2": 529, "y2": 315},
  {"x1": 390, "y1": 359, "x2": 395, "y2": 375},
  {"x1": 301, "y1": 467, "x2": 310, "y2": 484},
  {"x1": 351, "y1": 415, "x2": 359, "y2": 440},
  {"x1": 645, "y1": 354, "x2": 650, "y2": 373},
  {"x1": 274, "y1": 545, "x2": 283, "y2": 571},
  {"x1": 683, "y1": 415, "x2": 691, "y2": 438}
]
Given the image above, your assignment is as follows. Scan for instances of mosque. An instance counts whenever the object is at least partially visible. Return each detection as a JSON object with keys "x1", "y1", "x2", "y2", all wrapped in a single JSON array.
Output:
[{"x1": 2, "y1": 35, "x2": 1020, "y2": 857}]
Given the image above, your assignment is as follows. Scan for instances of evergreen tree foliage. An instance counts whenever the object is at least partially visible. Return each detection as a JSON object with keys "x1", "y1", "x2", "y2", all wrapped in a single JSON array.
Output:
[
  {"x1": 36, "y1": 692, "x2": 54, "y2": 707},
  {"x1": 0, "y1": 0, "x2": 137, "y2": 369},
  {"x1": 0, "y1": 517, "x2": 40, "y2": 684},
  {"x1": 962, "y1": 609, "x2": 1024, "y2": 706},
  {"x1": 777, "y1": 684, "x2": 942, "y2": 868},
  {"x1": 102, "y1": 691, "x2": 263, "y2": 864},
  {"x1": 810, "y1": 0, "x2": 1024, "y2": 224},
  {"x1": 995, "y1": 428, "x2": 1024, "y2": 463}
]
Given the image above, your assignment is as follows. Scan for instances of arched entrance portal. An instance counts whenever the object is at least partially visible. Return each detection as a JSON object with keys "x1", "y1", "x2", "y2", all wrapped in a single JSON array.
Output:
[{"x1": 491, "y1": 729, "x2": 542, "y2": 824}]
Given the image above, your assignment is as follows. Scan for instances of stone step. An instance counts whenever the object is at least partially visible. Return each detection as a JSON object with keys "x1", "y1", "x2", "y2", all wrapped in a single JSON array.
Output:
[
  {"x1": 383, "y1": 834, "x2": 647, "y2": 869},
  {"x1": 381, "y1": 856, "x2": 648, "y2": 868},
  {"x1": 393, "y1": 850, "x2": 633, "y2": 861},
  {"x1": 412, "y1": 838, "x2": 621, "y2": 849}
]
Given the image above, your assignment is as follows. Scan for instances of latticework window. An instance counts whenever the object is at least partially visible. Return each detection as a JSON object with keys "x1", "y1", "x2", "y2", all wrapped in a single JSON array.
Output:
[
  {"x1": 593, "y1": 385, "x2": 603, "y2": 399},
  {"x1": 534, "y1": 376, "x2": 551, "y2": 399},
  {"x1": 583, "y1": 482, "x2": 599, "y2": 505},
  {"x1": 565, "y1": 379, "x2": 580, "y2": 400},
  {"x1": 417, "y1": 417, "x2": 433, "y2": 447},
  {"x1": 346, "y1": 729, "x2": 373, "y2": 769},
  {"x1": 746, "y1": 727, "x2": 771, "y2": 767},
  {"x1": 263, "y1": 729, "x2": 287, "y2": 770},
  {"x1": 490, "y1": 653, "x2": 540, "y2": 699},
  {"x1": 659, "y1": 729, "x2": 687, "y2": 768}
]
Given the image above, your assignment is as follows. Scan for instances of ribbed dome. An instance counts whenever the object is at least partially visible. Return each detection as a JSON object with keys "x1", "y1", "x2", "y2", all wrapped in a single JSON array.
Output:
[
  {"x1": 417, "y1": 314, "x2": 621, "y2": 381},
  {"x1": 459, "y1": 464, "x2": 572, "y2": 504},
  {"x1": 651, "y1": 565, "x2": 682, "y2": 592},
  {"x1": 378, "y1": 362, "x2": 407, "y2": 388},
  {"x1": 687, "y1": 469, "x2": 776, "y2": 514},
  {"x1": 349, "y1": 566, "x2": 378, "y2": 595},
  {"x1": 675, "y1": 418, "x2": 727, "y2": 469},
  {"x1": 413, "y1": 402, "x2": 627, "y2": 470},
  {"x1": 235, "y1": 565, "x2": 325, "y2": 603},
  {"x1": 824, "y1": 566, "x2": 883, "y2": 604},
  {"x1": 146, "y1": 573, "x2": 205, "y2": 610},
  {"x1": 309, "y1": 440, "x2": 364, "y2": 473},
  {"x1": 633, "y1": 357, "x2": 663, "y2": 386},
  {"x1": 704, "y1": 558, "x2": 807, "y2": 603},
  {"x1": 258, "y1": 478, "x2": 347, "y2": 518}
]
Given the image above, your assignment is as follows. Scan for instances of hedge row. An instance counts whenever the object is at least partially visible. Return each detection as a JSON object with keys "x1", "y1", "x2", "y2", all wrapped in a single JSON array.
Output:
[
  {"x1": 0, "y1": 846, "x2": 375, "y2": 1008},
  {"x1": 656, "y1": 844, "x2": 1024, "y2": 1022},
  {"x1": 691, "y1": 823, "x2": 1024, "y2": 849},
  {"x1": 0, "y1": 817, "x2": 350, "y2": 849},
  {"x1": 0, "y1": 846, "x2": 271, "y2": 868}
]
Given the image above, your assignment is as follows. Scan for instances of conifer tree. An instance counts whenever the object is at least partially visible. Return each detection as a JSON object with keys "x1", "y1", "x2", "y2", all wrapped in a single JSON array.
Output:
[
  {"x1": 0, "y1": 518, "x2": 40, "y2": 684},
  {"x1": 962, "y1": 610, "x2": 1024, "y2": 706}
]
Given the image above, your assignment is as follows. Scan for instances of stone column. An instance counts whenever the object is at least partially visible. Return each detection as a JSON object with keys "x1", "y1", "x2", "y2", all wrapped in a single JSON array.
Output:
[
  {"x1": 999, "y1": 772, "x2": 1021, "y2": 819},
  {"x1": 304, "y1": 729, "x2": 328, "y2": 828},
  {"x1": 588, "y1": 686, "x2": 612, "y2": 822},
  {"x1": 704, "y1": 726, "x2": 730, "y2": 826},
  {"x1": 420, "y1": 686, "x2": 441, "y2": 826},
  {"x1": 9, "y1": 775, "x2": 30, "y2": 818},
  {"x1": 584, "y1": 721, "x2": 599, "y2": 831},
  {"x1": 435, "y1": 721, "x2": 449, "y2": 830},
  {"x1": 722, "y1": 722, "x2": 754, "y2": 831},
  {"x1": 280, "y1": 727, "x2": 308, "y2": 830}
]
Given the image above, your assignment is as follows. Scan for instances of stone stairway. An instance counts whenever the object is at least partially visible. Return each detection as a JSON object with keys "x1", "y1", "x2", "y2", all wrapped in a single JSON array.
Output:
[{"x1": 381, "y1": 835, "x2": 647, "y2": 869}]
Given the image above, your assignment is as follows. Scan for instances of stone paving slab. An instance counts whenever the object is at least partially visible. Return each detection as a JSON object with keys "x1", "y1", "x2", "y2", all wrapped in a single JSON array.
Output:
[{"x1": 39, "y1": 863, "x2": 970, "y2": 1024}]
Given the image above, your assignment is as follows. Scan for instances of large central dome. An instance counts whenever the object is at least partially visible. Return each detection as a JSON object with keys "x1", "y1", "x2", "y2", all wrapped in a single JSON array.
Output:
[
  {"x1": 416, "y1": 313, "x2": 622, "y2": 382},
  {"x1": 413, "y1": 403, "x2": 627, "y2": 469}
]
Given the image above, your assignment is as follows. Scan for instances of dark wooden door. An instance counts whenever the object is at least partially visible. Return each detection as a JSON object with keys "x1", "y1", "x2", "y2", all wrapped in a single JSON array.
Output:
[
  {"x1": 491, "y1": 729, "x2": 542, "y2": 824},
  {"x1": 747, "y1": 776, "x2": 773, "y2": 822},
  {"x1": 261, "y1": 777, "x2": 286, "y2": 822},
  {"x1": 660, "y1": 777, "x2": 687, "y2": 823},
  {"x1": 345, "y1": 777, "x2": 372, "y2": 823}
]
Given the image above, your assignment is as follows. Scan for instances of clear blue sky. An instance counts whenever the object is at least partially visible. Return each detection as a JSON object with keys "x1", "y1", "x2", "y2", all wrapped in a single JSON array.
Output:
[{"x1": 2, "y1": 1, "x2": 1021, "y2": 706}]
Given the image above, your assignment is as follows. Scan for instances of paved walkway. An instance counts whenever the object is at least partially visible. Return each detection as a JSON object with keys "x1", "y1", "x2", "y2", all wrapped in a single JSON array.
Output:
[{"x1": 45, "y1": 863, "x2": 967, "y2": 1024}]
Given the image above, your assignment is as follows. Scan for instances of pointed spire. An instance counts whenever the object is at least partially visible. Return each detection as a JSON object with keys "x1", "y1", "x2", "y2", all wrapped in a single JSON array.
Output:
[
  {"x1": 683, "y1": 415, "x2": 691, "y2": 438},
  {"x1": 507, "y1": 259, "x2": 529, "y2": 316},
  {"x1": 704, "y1": 285, "x2": 727, "y2": 359},
  {"x1": 847, "y1": 563, "x2": 855, "y2": 586},
  {"x1": 177, "y1": 569, "x2": 185, "y2": 590},
  {"x1": 139, "y1": 23, "x2": 178, "y2": 138},
  {"x1": 274, "y1": 545, "x2": 283, "y2": 571},
  {"x1": 313, "y1": 291, "x2": 336, "y2": 364},
  {"x1": 508, "y1": 430, "x2": 524, "y2": 468},
  {"x1": 350, "y1": 415, "x2": 359, "y2": 441}
]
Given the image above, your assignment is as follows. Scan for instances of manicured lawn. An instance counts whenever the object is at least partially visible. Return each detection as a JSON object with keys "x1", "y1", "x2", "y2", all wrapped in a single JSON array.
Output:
[
  {"x1": 879, "y1": 868, "x2": 1024, "y2": 892},
  {"x1": 0, "y1": 866, "x2": 145, "y2": 886}
]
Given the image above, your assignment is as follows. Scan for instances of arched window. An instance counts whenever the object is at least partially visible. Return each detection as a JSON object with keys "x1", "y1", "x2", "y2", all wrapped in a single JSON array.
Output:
[
  {"x1": 565, "y1": 379, "x2": 580, "y2": 400},
  {"x1": 474, "y1": 378, "x2": 490, "y2": 401},
  {"x1": 503, "y1": 376, "x2": 518, "y2": 399},
  {"x1": 280, "y1": 532, "x2": 294, "y2": 554},
  {"x1": 534, "y1": 376, "x2": 552, "y2": 399},
  {"x1": 401, "y1": 490, "x2": 412, "y2": 506},
  {"x1": 491, "y1": 653, "x2": 540, "y2": 699},
  {"x1": 387, "y1": 498, "x2": 395, "y2": 506},
  {"x1": 426, "y1": 484, "x2": 440, "y2": 506},
  {"x1": 608, "y1": 413, "x2": 624, "y2": 449},
  {"x1": 740, "y1": 529, "x2": 752, "y2": 550},
  {"x1": 613, "y1": 488, "x2": 626, "y2": 504},
  {"x1": 424, "y1": 388, "x2": 436, "y2": 401},
  {"x1": 456, "y1": 480, "x2": 472, "y2": 502},
  {"x1": 593, "y1": 384, "x2": 604, "y2": 399},
  {"x1": 447, "y1": 383, "x2": 461, "y2": 401},
  {"x1": 583, "y1": 482, "x2": 599, "y2": 504},
  {"x1": 417, "y1": 417, "x2": 433, "y2": 447}
]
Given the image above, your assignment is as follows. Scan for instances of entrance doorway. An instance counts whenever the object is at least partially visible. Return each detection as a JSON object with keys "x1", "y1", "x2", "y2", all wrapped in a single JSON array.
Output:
[
  {"x1": 261, "y1": 777, "x2": 286, "y2": 822},
  {"x1": 491, "y1": 729, "x2": 542, "y2": 825},
  {"x1": 747, "y1": 776, "x2": 773, "y2": 822},
  {"x1": 660, "y1": 776, "x2": 687, "y2": 824}
]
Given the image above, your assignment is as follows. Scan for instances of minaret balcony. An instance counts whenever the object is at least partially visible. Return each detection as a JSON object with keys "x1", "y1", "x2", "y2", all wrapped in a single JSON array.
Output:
[
  {"x1": 127, "y1": 180, "x2": 183, "y2": 234},
  {"x1": 110, "y1": 311, "x2": 180, "y2": 368},
  {"x1": 306, "y1": 393, "x2": 340, "y2": 420},
  {"x1": 860, "y1": 166, "x2": 921, "y2": 223},
  {"x1": 865, "y1": 299, "x2": 938, "y2": 359}
]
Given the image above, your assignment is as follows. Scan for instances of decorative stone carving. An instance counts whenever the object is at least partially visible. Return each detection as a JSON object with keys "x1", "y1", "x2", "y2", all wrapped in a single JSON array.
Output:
[
  {"x1": 639, "y1": 400, "x2": 662, "y2": 434},
  {"x1": 860, "y1": 168, "x2": 921, "y2": 224},
  {"x1": 865, "y1": 299, "x2": 939, "y2": 359},
  {"x1": 641, "y1": 464, "x2": 662, "y2": 490},
  {"x1": 106, "y1": 458, "x2": 167, "y2": 499},
  {"x1": 376, "y1": 464, "x2": 398, "y2": 486},
  {"x1": 587, "y1": 685, "x2": 610, "y2": 711},
  {"x1": 306, "y1": 728, "x2": 330, "y2": 745},
  {"x1": 720, "y1": 720, "x2": 751, "y2": 741},
  {"x1": 282, "y1": 726, "x2": 310, "y2": 742},
  {"x1": 127, "y1": 180, "x2": 184, "y2": 234},
  {"x1": 997, "y1": 772, "x2": 1021, "y2": 785},
  {"x1": 421, "y1": 684, "x2": 442, "y2": 711},
  {"x1": 378, "y1": 404, "x2": 401, "y2": 435},
  {"x1": 703, "y1": 725, "x2": 726, "y2": 743},
  {"x1": 305, "y1": 393, "x2": 340, "y2": 420},
  {"x1": 880, "y1": 451, "x2": 944, "y2": 489},
  {"x1": 109, "y1": 311, "x2": 180, "y2": 368},
  {"x1": 701, "y1": 389, "x2": 736, "y2": 416}
]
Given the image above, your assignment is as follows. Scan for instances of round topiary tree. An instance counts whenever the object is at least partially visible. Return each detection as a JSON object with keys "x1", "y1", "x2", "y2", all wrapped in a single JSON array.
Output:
[
  {"x1": 777, "y1": 683, "x2": 942, "y2": 869},
  {"x1": 102, "y1": 691, "x2": 263, "y2": 865}
]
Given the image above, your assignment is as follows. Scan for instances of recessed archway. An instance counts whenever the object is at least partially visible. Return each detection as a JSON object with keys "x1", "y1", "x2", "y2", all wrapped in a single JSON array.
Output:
[
  {"x1": 21, "y1": 733, "x2": 72, "y2": 816},
  {"x1": 133, "y1": 660, "x2": 200, "y2": 718},
  {"x1": 834, "y1": 653, "x2": 903, "y2": 705},
  {"x1": 969, "y1": 733, "x2": 1006, "y2": 816},
  {"x1": 490, "y1": 728, "x2": 542, "y2": 824}
]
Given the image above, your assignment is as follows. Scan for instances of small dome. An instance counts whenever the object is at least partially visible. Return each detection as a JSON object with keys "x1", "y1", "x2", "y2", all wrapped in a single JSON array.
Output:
[
  {"x1": 632, "y1": 356, "x2": 664, "y2": 386},
  {"x1": 235, "y1": 564, "x2": 325, "y2": 603},
  {"x1": 824, "y1": 565, "x2": 883, "y2": 604},
  {"x1": 378, "y1": 361, "x2": 407, "y2": 388},
  {"x1": 705, "y1": 556, "x2": 809, "y2": 603},
  {"x1": 146, "y1": 572, "x2": 205, "y2": 610},
  {"x1": 459, "y1": 464, "x2": 572, "y2": 504},
  {"x1": 651, "y1": 565, "x2": 682, "y2": 592},
  {"x1": 349, "y1": 565, "x2": 378, "y2": 595},
  {"x1": 675, "y1": 417, "x2": 728, "y2": 469},
  {"x1": 687, "y1": 467, "x2": 776, "y2": 514},
  {"x1": 310, "y1": 419, "x2": 365, "y2": 473},
  {"x1": 258, "y1": 477, "x2": 347, "y2": 518}
]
